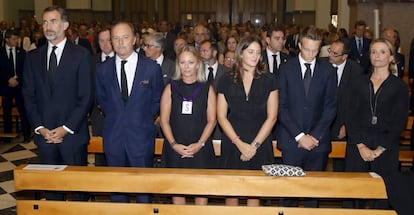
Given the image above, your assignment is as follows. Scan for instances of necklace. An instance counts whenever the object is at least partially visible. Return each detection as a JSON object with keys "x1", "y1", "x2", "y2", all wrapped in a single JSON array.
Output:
[{"x1": 369, "y1": 81, "x2": 383, "y2": 125}]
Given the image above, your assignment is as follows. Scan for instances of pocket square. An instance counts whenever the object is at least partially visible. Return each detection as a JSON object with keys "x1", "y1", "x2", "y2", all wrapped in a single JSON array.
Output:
[
  {"x1": 262, "y1": 164, "x2": 306, "y2": 177},
  {"x1": 140, "y1": 80, "x2": 149, "y2": 85}
]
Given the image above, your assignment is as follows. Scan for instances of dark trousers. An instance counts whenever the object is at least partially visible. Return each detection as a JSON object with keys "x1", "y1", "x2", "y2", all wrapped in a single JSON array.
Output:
[
  {"x1": 106, "y1": 146, "x2": 153, "y2": 203},
  {"x1": 38, "y1": 140, "x2": 89, "y2": 201},
  {"x1": 2, "y1": 91, "x2": 30, "y2": 136},
  {"x1": 281, "y1": 149, "x2": 329, "y2": 207}
]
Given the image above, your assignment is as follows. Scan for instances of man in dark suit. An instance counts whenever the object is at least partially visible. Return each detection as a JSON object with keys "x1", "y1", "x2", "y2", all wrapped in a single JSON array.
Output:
[
  {"x1": 66, "y1": 26, "x2": 93, "y2": 55},
  {"x1": 134, "y1": 30, "x2": 145, "y2": 56},
  {"x1": 349, "y1": 20, "x2": 371, "y2": 73},
  {"x1": 277, "y1": 27, "x2": 337, "y2": 207},
  {"x1": 0, "y1": 20, "x2": 7, "y2": 48},
  {"x1": 199, "y1": 40, "x2": 227, "y2": 140},
  {"x1": 0, "y1": 30, "x2": 31, "y2": 142},
  {"x1": 159, "y1": 20, "x2": 176, "y2": 60},
  {"x1": 95, "y1": 21, "x2": 164, "y2": 203},
  {"x1": 328, "y1": 39, "x2": 364, "y2": 173},
  {"x1": 22, "y1": 6, "x2": 93, "y2": 200},
  {"x1": 328, "y1": 39, "x2": 364, "y2": 141},
  {"x1": 143, "y1": 32, "x2": 175, "y2": 85},
  {"x1": 89, "y1": 28, "x2": 114, "y2": 167},
  {"x1": 262, "y1": 25, "x2": 290, "y2": 78},
  {"x1": 383, "y1": 28, "x2": 405, "y2": 78},
  {"x1": 284, "y1": 24, "x2": 300, "y2": 57}
]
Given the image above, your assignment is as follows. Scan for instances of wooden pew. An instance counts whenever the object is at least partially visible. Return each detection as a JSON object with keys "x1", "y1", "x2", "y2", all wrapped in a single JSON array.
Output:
[
  {"x1": 88, "y1": 137, "x2": 413, "y2": 167},
  {"x1": 14, "y1": 165, "x2": 396, "y2": 215}
]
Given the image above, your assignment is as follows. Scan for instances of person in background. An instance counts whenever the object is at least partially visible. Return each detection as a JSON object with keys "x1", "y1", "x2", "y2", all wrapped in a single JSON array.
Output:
[
  {"x1": 345, "y1": 38, "x2": 409, "y2": 209},
  {"x1": 383, "y1": 28, "x2": 405, "y2": 78},
  {"x1": 349, "y1": 20, "x2": 371, "y2": 73},
  {"x1": 160, "y1": 45, "x2": 217, "y2": 205},
  {"x1": 223, "y1": 50, "x2": 235, "y2": 69},
  {"x1": 0, "y1": 30, "x2": 31, "y2": 143},
  {"x1": 217, "y1": 36, "x2": 278, "y2": 206}
]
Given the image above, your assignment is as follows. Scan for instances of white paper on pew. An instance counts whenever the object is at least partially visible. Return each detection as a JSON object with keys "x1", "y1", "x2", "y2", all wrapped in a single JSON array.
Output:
[
  {"x1": 23, "y1": 164, "x2": 67, "y2": 171},
  {"x1": 369, "y1": 172, "x2": 382, "y2": 178}
]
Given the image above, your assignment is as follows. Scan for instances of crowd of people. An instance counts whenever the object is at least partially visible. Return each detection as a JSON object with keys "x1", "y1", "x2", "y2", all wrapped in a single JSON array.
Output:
[{"x1": 1, "y1": 5, "x2": 414, "y2": 213}]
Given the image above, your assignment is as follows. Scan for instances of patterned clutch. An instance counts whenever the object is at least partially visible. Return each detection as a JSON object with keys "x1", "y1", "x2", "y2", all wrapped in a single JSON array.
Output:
[{"x1": 262, "y1": 164, "x2": 306, "y2": 176}]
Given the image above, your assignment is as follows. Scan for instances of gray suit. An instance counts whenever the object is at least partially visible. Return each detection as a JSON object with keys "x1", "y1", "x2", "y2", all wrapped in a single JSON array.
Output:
[{"x1": 160, "y1": 57, "x2": 175, "y2": 85}]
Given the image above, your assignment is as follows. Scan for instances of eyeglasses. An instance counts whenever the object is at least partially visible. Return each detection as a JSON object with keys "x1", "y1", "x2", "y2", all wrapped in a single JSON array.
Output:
[
  {"x1": 327, "y1": 48, "x2": 344, "y2": 57},
  {"x1": 143, "y1": 43, "x2": 158, "y2": 49},
  {"x1": 225, "y1": 57, "x2": 235, "y2": 62}
]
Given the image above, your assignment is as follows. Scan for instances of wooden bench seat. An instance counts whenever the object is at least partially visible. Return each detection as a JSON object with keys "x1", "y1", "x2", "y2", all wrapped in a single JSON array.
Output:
[
  {"x1": 88, "y1": 137, "x2": 413, "y2": 167},
  {"x1": 14, "y1": 165, "x2": 396, "y2": 215}
]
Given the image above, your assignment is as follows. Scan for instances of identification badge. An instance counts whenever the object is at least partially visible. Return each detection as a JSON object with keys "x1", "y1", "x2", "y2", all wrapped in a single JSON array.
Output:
[
  {"x1": 371, "y1": 116, "x2": 377, "y2": 125},
  {"x1": 182, "y1": 101, "x2": 193, "y2": 114}
]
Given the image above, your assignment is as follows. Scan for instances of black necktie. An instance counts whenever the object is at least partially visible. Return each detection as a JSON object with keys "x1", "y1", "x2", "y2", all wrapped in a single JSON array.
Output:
[
  {"x1": 304, "y1": 63, "x2": 312, "y2": 96},
  {"x1": 9, "y1": 48, "x2": 14, "y2": 74},
  {"x1": 272, "y1": 54, "x2": 278, "y2": 74},
  {"x1": 358, "y1": 38, "x2": 362, "y2": 54},
  {"x1": 120, "y1": 60, "x2": 128, "y2": 103},
  {"x1": 48, "y1": 46, "x2": 57, "y2": 87},
  {"x1": 333, "y1": 66, "x2": 339, "y2": 86},
  {"x1": 208, "y1": 67, "x2": 214, "y2": 84},
  {"x1": 105, "y1": 55, "x2": 110, "y2": 62}
]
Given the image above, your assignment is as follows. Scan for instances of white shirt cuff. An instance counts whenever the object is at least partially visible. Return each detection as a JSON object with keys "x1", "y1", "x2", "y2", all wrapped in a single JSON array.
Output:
[
  {"x1": 63, "y1": 125, "x2": 74, "y2": 134},
  {"x1": 34, "y1": 126, "x2": 45, "y2": 134},
  {"x1": 295, "y1": 132, "x2": 305, "y2": 142}
]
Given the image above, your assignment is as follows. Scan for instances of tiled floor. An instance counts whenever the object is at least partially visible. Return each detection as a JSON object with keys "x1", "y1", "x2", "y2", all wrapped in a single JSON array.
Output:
[{"x1": 0, "y1": 138, "x2": 38, "y2": 214}]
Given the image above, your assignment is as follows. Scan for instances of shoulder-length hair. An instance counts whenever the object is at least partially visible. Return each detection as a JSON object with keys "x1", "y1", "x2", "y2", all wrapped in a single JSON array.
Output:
[
  {"x1": 230, "y1": 35, "x2": 265, "y2": 84},
  {"x1": 370, "y1": 38, "x2": 396, "y2": 75},
  {"x1": 172, "y1": 45, "x2": 206, "y2": 82}
]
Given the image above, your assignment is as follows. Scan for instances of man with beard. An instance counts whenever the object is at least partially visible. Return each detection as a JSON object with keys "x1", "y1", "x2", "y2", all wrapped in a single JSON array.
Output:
[{"x1": 22, "y1": 5, "x2": 93, "y2": 200}]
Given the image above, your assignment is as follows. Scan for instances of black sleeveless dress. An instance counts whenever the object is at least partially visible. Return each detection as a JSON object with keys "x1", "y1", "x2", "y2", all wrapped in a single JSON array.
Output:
[{"x1": 162, "y1": 80, "x2": 216, "y2": 168}]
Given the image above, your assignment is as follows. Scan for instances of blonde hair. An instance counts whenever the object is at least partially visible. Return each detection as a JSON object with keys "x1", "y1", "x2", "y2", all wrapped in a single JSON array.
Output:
[
  {"x1": 370, "y1": 38, "x2": 396, "y2": 74},
  {"x1": 172, "y1": 45, "x2": 206, "y2": 82}
]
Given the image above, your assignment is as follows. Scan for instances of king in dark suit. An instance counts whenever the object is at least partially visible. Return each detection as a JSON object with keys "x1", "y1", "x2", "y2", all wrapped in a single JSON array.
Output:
[
  {"x1": 95, "y1": 22, "x2": 164, "y2": 203},
  {"x1": 22, "y1": 6, "x2": 93, "y2": 200},
  {"x1": 277, "y1": 27, "x2": 337, "y2": 207}
]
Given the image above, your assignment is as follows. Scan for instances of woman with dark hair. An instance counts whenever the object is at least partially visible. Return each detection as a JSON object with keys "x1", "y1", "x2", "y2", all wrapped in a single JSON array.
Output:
[
  {"x1": 345, "y1": 38, "x2": 409, "y2": 209},
  {"x1": 338, "y1": 28, "x2": 349, "y2": 39},
  {"x1": 217, "y1": 36, "x2": 278, "y2": 206}
]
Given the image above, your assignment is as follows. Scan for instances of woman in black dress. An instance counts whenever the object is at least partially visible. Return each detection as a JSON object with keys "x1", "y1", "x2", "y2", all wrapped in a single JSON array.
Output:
[
  {"x1": 217, "y1": 36, "x2": 278, "y2": 206},
  {"x1": 345, "y1": 38, "x2": 409, "y2": 208},
  {"x1": 160, "y1": 45, "x2": 217, "y2": 205}
]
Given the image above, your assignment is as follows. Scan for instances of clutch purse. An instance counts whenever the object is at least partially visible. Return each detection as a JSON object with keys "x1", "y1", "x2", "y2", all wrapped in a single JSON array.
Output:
[{"x1": 262, "y1": 164, "x2": 306, "y2": 176}]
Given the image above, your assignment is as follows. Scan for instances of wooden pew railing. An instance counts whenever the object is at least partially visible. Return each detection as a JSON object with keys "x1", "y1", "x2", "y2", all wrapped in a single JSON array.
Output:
[
  {"x1": 14, "y1": 165, "x2": 396, "y2": 215},
  {"x1": 88, "y1": 137, "x2": 414, "y2": 167}
]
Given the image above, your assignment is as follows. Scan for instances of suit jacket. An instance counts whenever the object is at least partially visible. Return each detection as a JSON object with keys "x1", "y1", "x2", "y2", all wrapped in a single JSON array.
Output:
[
  {"x1": 0, "y1": 46, "x2": 25, "y2": 96},
  {"x1": 163, "y1": 32, "x2": 176, "y2": 60},
  {"x1": 77, "y1": 37, "x2": 93, "y2": 55},
  {"x1": 284, "y1": 34, "x2": 299, "y2": 56},
  {"x1": 277, "y1": 57, "x2": 337, "y2": 152},
  {"x1": 95, "y1": 54, "x2": 164, "y2": 166},
  {"x1": 160, "y1": 57, "x2": 175, "y2": 85},
  {"x1": 212, "y1": 64, "x2": 228, "y2": 93},
  {"x1": 22, "y1": 40, "x2": 93, "y2": 148},
  {"x1": 262, "y1": 50, "x2": 289, "y2": 78},
  {"x1": 330, "y1": 59, "x2": 364, "y2": 140},
  {"x1": 395, "y1": 52, "x2": 405, "y2": 79},
  {"x1": 349, "y1": 36, "x2": 371, "y2": 73}
]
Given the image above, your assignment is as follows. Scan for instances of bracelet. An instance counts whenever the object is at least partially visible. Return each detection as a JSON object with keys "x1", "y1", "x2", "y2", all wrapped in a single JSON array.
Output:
[
  {"x1": 231, "y1": 136, "x2": 240, "y2": 144},
  {"x1": 170, "y1": 141, "x2": 177, "y2": 148},
  {"x1": 198, "y1": 140, "x2": 205, "y2": 147}
]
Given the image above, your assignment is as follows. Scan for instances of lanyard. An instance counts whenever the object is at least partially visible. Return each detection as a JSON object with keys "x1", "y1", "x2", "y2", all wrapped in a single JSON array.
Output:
[{"x1": 171, "y1": 81, "x2": 202, "y2": 101}]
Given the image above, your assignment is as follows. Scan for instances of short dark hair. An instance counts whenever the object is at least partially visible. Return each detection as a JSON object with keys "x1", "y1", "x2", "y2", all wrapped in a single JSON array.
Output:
[
  {"x1": 354, "y1": 20, "x2": 366, "y2": 29},
  {"x1": 43, "y1": 5, "x2": 68, "y2": 22},
  {"x1": 5, "y1": 29, "x2": 19, "y2": 39},
  {"x1": 333, "y1": 38, "x2": 351, "y2": 55},
  {"x1": 266, "y1": 25, "x2": 285, "y2": 38}
]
